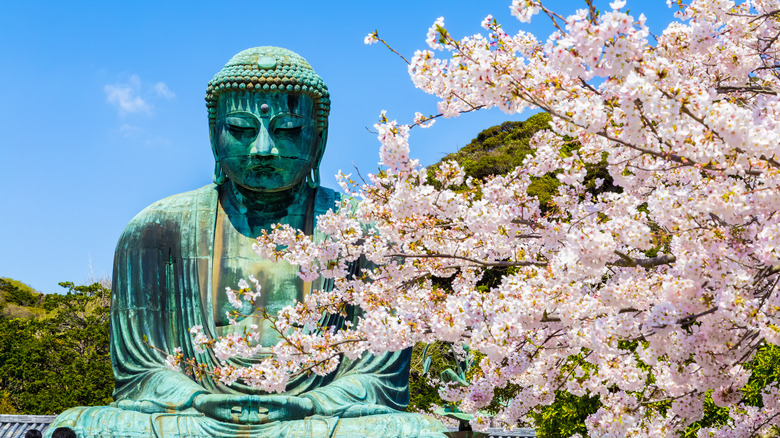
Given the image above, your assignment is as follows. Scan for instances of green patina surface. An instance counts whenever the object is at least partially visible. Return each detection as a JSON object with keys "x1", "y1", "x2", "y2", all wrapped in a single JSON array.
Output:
[{"x1": 46, "y1": 47, "x2": 446, "y2": 438}]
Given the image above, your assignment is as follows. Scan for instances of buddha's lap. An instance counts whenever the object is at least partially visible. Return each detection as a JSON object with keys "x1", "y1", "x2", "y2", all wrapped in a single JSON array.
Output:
[{"x1": 47, "y1": 405, "x2": 447, "y2": 438}]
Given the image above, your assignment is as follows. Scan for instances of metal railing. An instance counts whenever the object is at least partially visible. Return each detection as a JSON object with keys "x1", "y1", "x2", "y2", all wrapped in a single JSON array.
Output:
[{"x1": 0, "y1": 415, "x2": 57, "y2": 438}]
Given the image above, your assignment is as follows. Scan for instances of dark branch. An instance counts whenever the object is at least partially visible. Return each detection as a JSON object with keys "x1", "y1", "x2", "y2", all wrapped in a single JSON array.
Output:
[
  {"x1": 716, "y1": 85, "x2": 778, "y2": 95},
  {"x1": 611, "y1": 251, "x2": 677, "y2": 268},
  {"x1": 384, "y1": 252, "x2": 547, "y2": 268}
]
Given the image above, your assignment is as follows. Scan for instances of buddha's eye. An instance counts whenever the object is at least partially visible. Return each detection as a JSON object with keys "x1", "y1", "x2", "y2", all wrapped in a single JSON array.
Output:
[
  {"x1": 225, "y1": 116, "x2": 259, "y2": 142},
  {"x1": 270, "y1": 115, "x2": 310, "y2": 137}
]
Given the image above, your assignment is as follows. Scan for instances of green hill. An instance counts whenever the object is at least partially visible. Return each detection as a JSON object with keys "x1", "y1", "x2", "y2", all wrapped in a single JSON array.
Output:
[
  {"x1": 429, "y1": 112, "x2": 552, "y2": 181},
  {"x1": 0, "y1": 277, "x2": 45, "y2": 320}
]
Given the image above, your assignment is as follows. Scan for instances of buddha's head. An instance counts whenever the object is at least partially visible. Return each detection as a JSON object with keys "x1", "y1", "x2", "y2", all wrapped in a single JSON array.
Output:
[{"x1": 206, "y1": 47, "x2": 330, "y2": 192}]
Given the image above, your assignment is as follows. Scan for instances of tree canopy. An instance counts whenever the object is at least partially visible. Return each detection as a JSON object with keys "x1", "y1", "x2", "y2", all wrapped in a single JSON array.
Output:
[{"x1": 0, "y1": 281, "x2": 113, "y2": 415}]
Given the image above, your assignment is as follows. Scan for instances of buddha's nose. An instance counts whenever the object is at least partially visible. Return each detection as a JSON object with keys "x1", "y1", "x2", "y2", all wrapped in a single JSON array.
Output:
[{"x1": 249, "y1": 126, "x2": 279, "y2": 156}]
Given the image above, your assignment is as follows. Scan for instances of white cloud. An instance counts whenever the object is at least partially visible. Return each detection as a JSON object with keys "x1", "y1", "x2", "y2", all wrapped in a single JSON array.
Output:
[
  {"x1": 104, "y1": 75, "x2": 150, "y2": 115},
  {"x1": 154, "y1": 82, "x2": 175, "y2": 100},
  {"x1": 104, "y1": 75, "x2": 174, "y2": 115},
  {"x1": 119, "y1": 124, "x2": 143, "y2": 138}
]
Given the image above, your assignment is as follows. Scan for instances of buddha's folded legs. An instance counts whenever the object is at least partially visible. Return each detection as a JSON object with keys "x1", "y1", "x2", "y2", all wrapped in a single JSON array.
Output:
[{"x1": 46, "y1": 405, "x2": 448, "y2": 438}]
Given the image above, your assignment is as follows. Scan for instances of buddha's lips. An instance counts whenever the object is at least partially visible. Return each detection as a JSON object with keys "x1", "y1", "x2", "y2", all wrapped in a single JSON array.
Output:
[
  {"x1": 224, "y1": 155, "x2": 312, "y2": 172},
  {"x1": 242, "y1": 157, "x2": 279, "y2": 171},
  {"x1": 236, "y1": 156, "x2": 311, "y2": 167},
  {"x1": 248, "y1": 163, "x2": 276, "y2": 171}
]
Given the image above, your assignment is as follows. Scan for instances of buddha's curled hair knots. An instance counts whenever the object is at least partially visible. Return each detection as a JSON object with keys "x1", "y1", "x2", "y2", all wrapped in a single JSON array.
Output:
[{"x1": 206, "y1": 46, "x2": 330, "y2": 131}]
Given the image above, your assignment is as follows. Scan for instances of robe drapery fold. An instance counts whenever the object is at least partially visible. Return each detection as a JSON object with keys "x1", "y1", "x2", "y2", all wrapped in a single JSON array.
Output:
[{"x1": 47, "y1": 184, "x2": 446, "y2": 438}]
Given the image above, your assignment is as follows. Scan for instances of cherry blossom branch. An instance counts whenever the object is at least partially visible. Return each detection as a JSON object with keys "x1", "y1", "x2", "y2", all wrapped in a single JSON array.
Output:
[
  {"x1": 610, "y1": 251, "x2": 677, "y2": 268},
  {"x1": 716, "y1": 85, "x2": 779, "y2": 95},
  {"x1": 584, "y1": 0, "x2": 598, "y2": 24},
  {"x1": 365, "y1": 30, "x2": 410, "y2": 65},
  {"x1": 384, "y1": 252, "x2": 548, "y2": 268},
  {"x1": 748, "y1": 411, "x2": 780, "y2": 438}
]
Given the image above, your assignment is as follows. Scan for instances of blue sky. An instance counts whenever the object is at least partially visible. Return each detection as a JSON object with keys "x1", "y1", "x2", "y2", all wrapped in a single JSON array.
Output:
[{"x1": 0, "y1": 1, "x2": 676, "y2": 294}]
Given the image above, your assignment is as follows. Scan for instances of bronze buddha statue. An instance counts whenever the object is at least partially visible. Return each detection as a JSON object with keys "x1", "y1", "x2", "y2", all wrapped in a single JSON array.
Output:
[{"x1": 46, "y1": 47, "x2": 446, "y2": 438}]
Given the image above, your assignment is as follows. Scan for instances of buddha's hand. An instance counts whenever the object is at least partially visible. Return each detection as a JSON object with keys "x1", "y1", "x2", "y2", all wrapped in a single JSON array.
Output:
[
  {"x1": 193, "y1": 394, "x2": 314, "y2": 424},
  {"x1": 334, "y1": 403, "x2": 400, "y2": 418},
  {"x1": 115, "y1": 399, "x2": 171, "y2": 414}
]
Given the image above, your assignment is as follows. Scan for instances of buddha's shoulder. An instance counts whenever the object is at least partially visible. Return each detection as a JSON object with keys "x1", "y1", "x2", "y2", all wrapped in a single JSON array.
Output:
[
  {"x1": 121, "y1": 185, "x2": 218, "y2": 235},
  {"x1": 141, "y1": 184, "x2": 218, "y2": 214}
]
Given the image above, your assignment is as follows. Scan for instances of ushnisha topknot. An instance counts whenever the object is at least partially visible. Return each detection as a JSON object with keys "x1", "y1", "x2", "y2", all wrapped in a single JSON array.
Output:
[{"x1": 206, "y1": 46, "x2": 330, "y2": 130}]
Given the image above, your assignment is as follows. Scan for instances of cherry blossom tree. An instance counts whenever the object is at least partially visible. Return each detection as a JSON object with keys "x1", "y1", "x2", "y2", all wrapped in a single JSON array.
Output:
[{"x1": 170, "y1": 1, "x2": 780, "y2": 436}]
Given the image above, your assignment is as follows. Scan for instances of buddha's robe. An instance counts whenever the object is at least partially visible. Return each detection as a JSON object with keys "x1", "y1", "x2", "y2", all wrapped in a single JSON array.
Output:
[{"x1": 47, "y1": 184, "x2": 445, "y2": 438}]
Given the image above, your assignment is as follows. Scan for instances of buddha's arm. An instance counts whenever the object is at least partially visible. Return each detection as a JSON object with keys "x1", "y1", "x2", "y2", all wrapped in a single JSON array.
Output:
[
  {"x1": 301, "y1": 348, "x2": 412, "y2": 417},
  {"x1": 110, "y1": 208, "x2": 210, "y2": 411}
]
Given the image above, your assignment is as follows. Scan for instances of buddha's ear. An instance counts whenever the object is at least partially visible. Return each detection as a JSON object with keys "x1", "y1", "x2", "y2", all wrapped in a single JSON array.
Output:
[
  {"x1": 209, "y1": 122, "x2": 226, "y2": 185},
  {"x1": 307, "y1": 127, "x2": 327, "y2": 189},
  {"x1": 209, "y1": 122, "x2": 218, "y2": 160},
  {"x1": 313, "y1": 127, "x2": 328, "y2": 170}
]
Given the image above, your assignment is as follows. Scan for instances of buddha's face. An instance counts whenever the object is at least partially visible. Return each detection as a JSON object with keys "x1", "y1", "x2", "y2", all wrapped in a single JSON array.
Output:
[{"x1": 212, "y1": 91, "x2": 321, "y2": 192}]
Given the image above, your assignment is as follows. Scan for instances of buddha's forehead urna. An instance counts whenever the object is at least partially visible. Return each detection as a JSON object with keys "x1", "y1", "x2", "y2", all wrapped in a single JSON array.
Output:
[{"x1": 206, "y1": 46, "x2": 330, "y2": 130}]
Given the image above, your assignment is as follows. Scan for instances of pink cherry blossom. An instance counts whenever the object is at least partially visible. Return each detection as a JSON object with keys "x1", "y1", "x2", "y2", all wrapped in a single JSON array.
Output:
[{"x1": 181, "y1": 2, "x2": 780, "y2": 437}]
